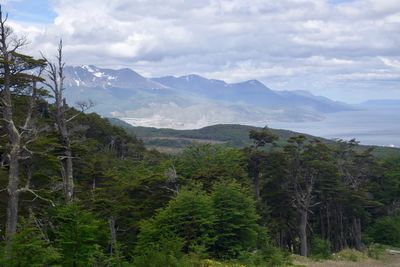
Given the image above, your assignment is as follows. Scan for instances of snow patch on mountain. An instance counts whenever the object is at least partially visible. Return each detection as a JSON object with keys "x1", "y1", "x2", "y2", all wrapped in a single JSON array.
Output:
[{"x1": 63, "y1": 65, "x2": 351, "y2": 129}]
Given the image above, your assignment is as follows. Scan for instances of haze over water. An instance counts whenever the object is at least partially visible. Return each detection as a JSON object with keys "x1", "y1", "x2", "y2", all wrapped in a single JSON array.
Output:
[{"x1": 269, "y1": 106, "x2": 400, "y2": 147}]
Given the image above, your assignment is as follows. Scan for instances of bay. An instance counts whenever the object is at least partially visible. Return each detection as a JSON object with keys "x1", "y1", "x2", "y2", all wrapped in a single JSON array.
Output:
[{"x1": 269, "y1": 106, "x2": 400, "y2": 147}]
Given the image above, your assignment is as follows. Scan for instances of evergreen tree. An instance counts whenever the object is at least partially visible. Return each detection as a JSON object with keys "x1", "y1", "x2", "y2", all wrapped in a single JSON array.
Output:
[
  {"x1": 177, "y1": 144, "x2": 249, "y2": 189},
  {"x1": 0, "y1": 6, "x2": 47, "y2": 252},
  {"x1": 136, "y1": 188, "x2": 216, "y2": 254},
  {"x1": 51, "y1": 204, "x2": 107, "y2": 266},
  {"x1": 210, "y1": 181, "x2": 259, "y2": 258},
  {"x1": 0, "y1": 214, "x2": 60, "y2": 267},
  {"x1": 248, "y1": 127, "x2": 278, "y2": 201}
]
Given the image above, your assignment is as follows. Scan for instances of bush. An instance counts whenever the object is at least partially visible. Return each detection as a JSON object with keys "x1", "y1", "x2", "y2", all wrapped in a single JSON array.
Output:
[
  {"x1": 202, "y1": 259, "x2": 247, "y2": 266},
  {"x1": 133, "y1": 236, "x2": 192, "y2": 267},
  {"x1": 366, "y1": 214, "x2": 400, "y2": 247},
  {"x1": 51, "y1": 204, "x2": 108, "y2": 267},
  {"x1": 332, "y1": 249, "x2": 366, "y2": 262},
  {"x1": 237, "y1": 246, "x2": 289, "y2": 267},
  {"x1": 0, "y1": 217, "x2": 61, "y2": 267},
  {"x1": 210, "y1": 181, "x2": 259, "y2": 259},
  {"x1": 310, "y1": 237, "x2": 331, "y2": 260},
  {"x1": 135, "y1": 184, "x2": 287, "y2": 264},
  {"x1": 237, "y1": 227, "x2": 290, "y2": 267},
  {"x1": 136, "y1": 188, "x2": 216, "y2": 255},
  {"x1": 367, "y1": 243, "x2": 386, "y2": 260}
]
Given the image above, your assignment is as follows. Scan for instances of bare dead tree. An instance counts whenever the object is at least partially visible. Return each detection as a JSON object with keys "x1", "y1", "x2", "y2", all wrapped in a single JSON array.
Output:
[
  {"x1": 41, "y1": 39, "x2": 75, "y2": 202},
  {"x1": 0, "y1": 5, "x2": 50, "y2": 252},
  {"x1": 42, "y1": 40, "x2": 93, "y2": 203},
  {"x1": 1, "y1": 5, "x2": 24, "y2": 246}
]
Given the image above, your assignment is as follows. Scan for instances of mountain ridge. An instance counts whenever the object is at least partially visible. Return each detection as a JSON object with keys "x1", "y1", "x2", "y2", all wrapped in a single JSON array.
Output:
[{"x1": 63, "y1": 65, "x2": 354, "y2": 129}]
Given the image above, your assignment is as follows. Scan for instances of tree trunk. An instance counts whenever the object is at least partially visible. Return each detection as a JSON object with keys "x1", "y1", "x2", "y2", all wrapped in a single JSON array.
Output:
[
  {"x1": 254, "y1": 169, "x2": 261, "y2": 201},
  {"x1": 353, "y1": 217, "x2": 362, "y2": 250},
  {"x1": 0, "y1": 7, "x2": 44, "y2": 254},
  {"x1": 326, "y1": 205, "x2": 331, "y2": 242},
  {"x1": 339, "y1": 208, "x2": 346, "y2": 250},
  {"x1": 299, "y1": 210, "x2": 308, "y2": 257},
  {"x1": 1, "y1": 22, "x2": 21, "y2": 251},
  {"x1": 320, "y1": 208, "x2": 325, "y2": 239},
  {"x1": 49, "y1": 41, "x2": 75, "y2": 203},
  {"x1": 60, "y1": 146, "x2": 74, "y2": 202},
  {"x1": 5, "y1": 147, "x2": 20, "y2": 243},
  {"x1": 109, "y1": 217, "x2": 117, "y2": 256}
]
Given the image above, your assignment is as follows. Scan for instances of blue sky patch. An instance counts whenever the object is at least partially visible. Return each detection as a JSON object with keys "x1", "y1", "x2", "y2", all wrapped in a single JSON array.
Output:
[{"x1": 5, "y1": 0, "x2": 55, "y2": 24}]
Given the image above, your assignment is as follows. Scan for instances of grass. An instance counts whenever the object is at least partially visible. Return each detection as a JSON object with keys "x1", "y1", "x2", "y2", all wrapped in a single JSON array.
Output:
[{"x1": 292, "y1": 248, "x2": 400, "y2": 267}]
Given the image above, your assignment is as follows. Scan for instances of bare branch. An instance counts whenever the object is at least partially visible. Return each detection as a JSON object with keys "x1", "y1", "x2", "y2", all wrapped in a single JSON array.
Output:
[
  {"x1": 58, "y1": 155, "x2": 75, "y2": 160},
  {"x1": 18, "y1": 187, "x2": 55, "y2": 207},
  {"x1": 160, "y1": 185, "x2": 179, "y2": 194},
  {"x1": 66, "y1": 100, "x2": 95, "y2": 122}
]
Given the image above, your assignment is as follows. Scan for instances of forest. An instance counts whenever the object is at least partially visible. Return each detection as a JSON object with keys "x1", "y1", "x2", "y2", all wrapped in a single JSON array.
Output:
[{"x1": 0, "y1": 7, "x2": 400, "y2": 267}]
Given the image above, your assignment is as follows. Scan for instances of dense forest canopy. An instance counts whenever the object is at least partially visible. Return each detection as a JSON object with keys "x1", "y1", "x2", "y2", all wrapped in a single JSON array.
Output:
[{"x1": 0, "y1": 6, "x2": 399, "y2": 267}]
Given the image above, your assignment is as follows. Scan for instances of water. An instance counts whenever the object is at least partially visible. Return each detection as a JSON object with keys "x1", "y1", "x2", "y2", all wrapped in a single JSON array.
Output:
[{"x1": 268, "y1": 106, "x2": 400, "y2": 147}]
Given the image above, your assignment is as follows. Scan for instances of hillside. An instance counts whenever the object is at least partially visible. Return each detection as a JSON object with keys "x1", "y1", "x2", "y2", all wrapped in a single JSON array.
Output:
[{"x1": 109, "y1": 118, "x2": 400, "y2": 157}]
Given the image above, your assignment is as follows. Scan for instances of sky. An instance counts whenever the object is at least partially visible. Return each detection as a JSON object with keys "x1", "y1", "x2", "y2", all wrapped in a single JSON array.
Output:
[{"x1": 1, "y1": 0, "x2": 400, "y2": 103}]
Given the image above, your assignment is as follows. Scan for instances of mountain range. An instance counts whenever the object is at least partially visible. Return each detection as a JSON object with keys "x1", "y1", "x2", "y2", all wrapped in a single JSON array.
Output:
[{"x1": 63, "y1": 65, "x2": 353, "y2": 129}]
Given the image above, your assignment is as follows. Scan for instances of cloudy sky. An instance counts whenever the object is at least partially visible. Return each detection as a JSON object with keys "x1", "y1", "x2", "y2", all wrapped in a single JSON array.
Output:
[{"x1": 2, "y1": 0, "x2": 400, "y2": 103}]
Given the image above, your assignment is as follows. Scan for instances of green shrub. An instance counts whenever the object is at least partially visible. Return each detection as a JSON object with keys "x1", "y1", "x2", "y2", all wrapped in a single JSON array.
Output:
[
  {"x1": 136, "y1": 188, "x2": 216, "y2": 255},
  {"x1": 135, "y1": 184, "x2": 287, "y2": 264},
  {"x1": 133, "y1": 236, "x2": 192, "y2": 267},
  {"x1": 366, "y1": 214, "x2": 400, "y2": 247},
  {"x1": 51, "y1": 204, "x2": 108, "y2": 267},
  {"x1": 333, "y1": 249, "x2": 366, "y2": 262},
  {"x1": 210, "y1": 181, "x2": 259, "y2": 259},
  {"x1": 367, "y1": 243, "x2": 386, "y2": 260},
  {"x1": 0, "y1": 217, "x2": 61, "y2": 267},
  {"x1": 237, "y1": 227, "x2": 290, "y2": 267},
  {"x1": 310, "y1": 237, "x2": 331, "y2": 260}
]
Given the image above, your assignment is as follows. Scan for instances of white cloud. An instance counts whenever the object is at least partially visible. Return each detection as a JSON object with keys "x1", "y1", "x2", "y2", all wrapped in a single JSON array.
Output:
[
  {"x1": 380, "y1": 57, "x2": 400, "y2": 69},
  {"x1": 5, "y1": 0, "x2": 400, "y2": 102}
]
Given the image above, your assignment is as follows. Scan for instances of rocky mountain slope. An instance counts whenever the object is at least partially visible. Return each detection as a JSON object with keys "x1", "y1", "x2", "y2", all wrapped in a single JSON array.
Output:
[{"x1": 63, "y1": 65, "x2": 353, "y2": 129}]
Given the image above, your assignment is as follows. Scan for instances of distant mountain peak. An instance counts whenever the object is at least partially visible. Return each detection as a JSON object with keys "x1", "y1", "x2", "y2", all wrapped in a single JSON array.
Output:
[
  {"x1": 235, "y1": 79, "x2": 269, "y2": 89},
  {"x1": 179, "y1": 74, "x2": 207, "y2": 81},
  {"x1": 64, "y1": 65, "x2": 166, "y2": 90},
  {"x1": 245, "y1": 79, "x2": 263, "y2": 85},
  {"x1": 62, "y1": 64, "x2": 354, "y2": 129},
  {"x1": 82, "y1": 64, "x2": 97, "y2": 71}
]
